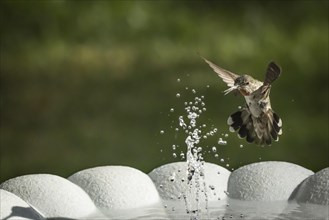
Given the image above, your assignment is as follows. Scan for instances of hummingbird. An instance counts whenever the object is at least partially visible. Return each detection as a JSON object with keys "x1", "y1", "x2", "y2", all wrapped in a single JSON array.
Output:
[{"x1": 203, "y1": 57, "x2": 282, "y2": 146}]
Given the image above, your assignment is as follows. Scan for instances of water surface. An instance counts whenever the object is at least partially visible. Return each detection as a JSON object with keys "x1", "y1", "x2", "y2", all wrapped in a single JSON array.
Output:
[{"x1": 99, "y1": 199, "x2": 329, "y2": 220}]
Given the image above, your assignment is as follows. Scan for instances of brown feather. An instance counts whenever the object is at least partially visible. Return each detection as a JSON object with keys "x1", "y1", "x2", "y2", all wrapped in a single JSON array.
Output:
[
  {"x1": 264, "y1": 62, "x2": 281, "y2": 85},
  {"x1": 202, "y1": 57, "x2": 240, "y2": 87}
]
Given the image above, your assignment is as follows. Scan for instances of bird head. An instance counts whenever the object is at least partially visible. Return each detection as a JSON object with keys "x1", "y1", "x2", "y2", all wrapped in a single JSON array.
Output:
[
  {"x1": 234, "y1": 75, "x2": 253, "y2": 87},
  {"x1": 233, "y1": 75, "x2": 255, "y2": 95},
  {"x1": 223, "y1": 75, "x2": 256, "y2": 95}
]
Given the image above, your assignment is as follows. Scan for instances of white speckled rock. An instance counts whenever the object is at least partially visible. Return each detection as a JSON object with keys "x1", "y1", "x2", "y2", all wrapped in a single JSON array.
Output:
[
  {"x1": 227, "y1": 161, "x2": 314, "y2": 201},
  {"x1": 0, "y1": 189, "x2": 44, "y2": 220},
  {"x1": 68, "y1": 166, "x2": 161, "y2": 210},
  {"x1": 148, "y1": 162, "x2": 231, "y2": 201},
  {"x1": 0, "y1": 174, "x2": 98, "y2": 219},
  {"x1": 291, "y1": 167, "x2": 329, "y2": 205}
]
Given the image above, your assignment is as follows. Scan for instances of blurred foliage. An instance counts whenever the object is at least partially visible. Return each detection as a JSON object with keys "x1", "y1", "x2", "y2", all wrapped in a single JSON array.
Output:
[{"x1": 0, "y1": 0, "x2": 328, "y2": 183}]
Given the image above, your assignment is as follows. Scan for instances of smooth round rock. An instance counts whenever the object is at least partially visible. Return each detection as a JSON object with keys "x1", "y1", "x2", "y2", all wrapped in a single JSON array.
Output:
[
  {"x1": 0, "y1": 189, "x2": 44, "y2": 220},
  {"x1": 227, "y1": 161, "x2": 314, "y2": 201},
  {"x1": 68, "y1": 166, "x2": 161, "y2": 210},
  {"x1": 0, "y1": 174, "x2": 98, "y2": 218},
  {"x1": 291, "y1": 167, "x2": 329, "y2": 205},
  {"x1": 148, "y1": 162, "x2": 231, "y2": 201}
]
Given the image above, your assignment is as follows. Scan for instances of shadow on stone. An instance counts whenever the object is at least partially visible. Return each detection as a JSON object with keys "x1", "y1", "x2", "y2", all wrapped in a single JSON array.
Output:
[
  {"x1": 288, "y1": 178, "x2": 307, "y2": 201},
  {"x1": 2, "y1": 206, "x2": 43, "y2": 220}
]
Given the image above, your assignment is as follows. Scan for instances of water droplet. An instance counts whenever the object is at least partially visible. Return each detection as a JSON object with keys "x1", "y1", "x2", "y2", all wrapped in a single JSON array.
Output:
[
  {"x1": 160, "y1": 130, "x2": 164, "y2": 134},
  {"x1": 240, "y1": 144, "x2": 244, "y2": 148},
  {"x1": 184, "y1": 102, "x2": 188, "y2": 105},
  {"x1": 170, "y1": 108, "x2": 174, "y2": 112},
  {"x1": 201, "y1": 102, "x2": 205, "y2": 106},
  {"x1": 159, "y1": 184, "x2": 163, "y2": 188},
  {"x1": 203, "y1": 135, "x2": 207, "y2": 139},
  {"x1": 220, "y1": 158, "x2": 225, "y2": 162},
  {"x1": 176, "y1": 93, "x2": 180, "y2": 98},
  {"x1": 172, "y1": 145, "x2": 176, "y2": 150},
  {"x1": 175, "y1": 128, "x2": 179, "y2": 131},
  {"x1": 185, "y1": 87, "x2": 189, "y2": 90},
  {"x1": 192, "y1": 89, "x2": 196, "y2": 94},
  {"x1": 202, "y1": 108, "x2": 206, "y2": 111},
  {"x1": 206, "y1": 85, "x2": 210, "y2": 88},
  {"x1": 177, "y1": 78, "x2": 181, "y2": 82},
  {"x1": 173, "y1": 153, "x2": 177, "y2": 158},
  {"x1": 164, "y1": 204, "x2": 167, "y2": 208},
  {"x1": 214, "y1": 154, "x2": 219, "y2": 158},
  {"x1": 224, "y1": 133, "x2": 229, "y2": 137},
  {"x1": 218, "y1": 138, "x2": 227, "y2": 145},
  {"x1": 202, "y1": 124, "x2": 206, "y2": 128},
  {"x1": 226, "y1": 164, "x2": 230, "y2": 167},
  {"x1": 212, "y1": 146, "x2": 217, "y2": 152},
  {"x1": 209, "y1": 185, "x2": 215, "y2": 190}
]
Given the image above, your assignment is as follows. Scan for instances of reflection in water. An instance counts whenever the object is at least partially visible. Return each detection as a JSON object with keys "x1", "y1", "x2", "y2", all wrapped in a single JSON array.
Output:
[{"x1": 98, "y1": 200, "x2": 329, "y2": 220}]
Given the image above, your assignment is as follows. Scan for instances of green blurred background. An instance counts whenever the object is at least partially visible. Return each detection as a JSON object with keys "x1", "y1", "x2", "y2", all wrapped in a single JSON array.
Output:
[{"x1": 1, "y1": 0, "x2": 328, "y2": 183}]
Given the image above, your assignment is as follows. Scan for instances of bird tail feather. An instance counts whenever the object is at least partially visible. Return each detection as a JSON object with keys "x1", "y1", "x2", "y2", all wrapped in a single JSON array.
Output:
[{"x1": 227, "y1": 107, "x2": 282, "y2": 146}]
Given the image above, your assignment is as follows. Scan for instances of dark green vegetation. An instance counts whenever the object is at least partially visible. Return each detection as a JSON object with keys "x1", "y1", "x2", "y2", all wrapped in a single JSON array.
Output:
[{"x1": 1, "y1": 0, "x2": 328, "y2": 182}]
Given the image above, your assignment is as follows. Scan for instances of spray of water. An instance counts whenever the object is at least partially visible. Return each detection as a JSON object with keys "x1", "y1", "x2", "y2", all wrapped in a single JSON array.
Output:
[
  {"x1": 160, "y1": 77, "x2": 231, "y2": 219},
  {"x1": 177, "y1": 91, "x2": 221, "y2": 219}
]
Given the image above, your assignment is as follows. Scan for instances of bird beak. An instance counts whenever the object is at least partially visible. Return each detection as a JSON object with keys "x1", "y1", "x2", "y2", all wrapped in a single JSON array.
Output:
[{"x1": 223, "y1": 85, "x2": 238, "y2": 95}]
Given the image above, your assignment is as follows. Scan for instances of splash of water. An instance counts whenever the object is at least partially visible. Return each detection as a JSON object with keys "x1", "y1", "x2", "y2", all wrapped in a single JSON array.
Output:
[
  {"x1": 177, "y1": 93, "x2": 219, "y2": 219},
  {"x1": 160, "y1": 78, "x2": 230, "y2": 219}
]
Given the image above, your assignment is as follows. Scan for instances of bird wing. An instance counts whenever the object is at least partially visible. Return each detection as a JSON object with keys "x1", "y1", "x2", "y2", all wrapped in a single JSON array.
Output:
[
  {"x1": 202, "y1": 57, "x2": 240, "y2": 87},
  {"x1": 264, "y1": 61, "x2": 281, "y2": 86}
]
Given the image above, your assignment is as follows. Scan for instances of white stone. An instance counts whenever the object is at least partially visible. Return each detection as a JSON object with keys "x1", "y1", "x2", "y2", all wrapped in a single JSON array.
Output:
[
  {"x1": 291, "y1": 167, "x2": 329, "y2": 205},
  {"x1": 227, "y1": 161, "x2": 314, "y2": 201},
  {"x1": 148, "y1": 162, "x2": 231, "y2": 201},
  {"x1": 0, "y1": 174, "x2": 98, "y2": 219},
  {"x1": 68, "y1": 166, "x2": 161, "y2": 210},
  {"x1": 0, "y1": 189, "x2": 44, "y2": 220}
]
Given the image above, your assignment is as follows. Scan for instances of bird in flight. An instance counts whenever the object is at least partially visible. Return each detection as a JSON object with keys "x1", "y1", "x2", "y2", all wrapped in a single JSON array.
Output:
[{"x1": 203, "y1": 57, "x2": 282, "y2": 146}]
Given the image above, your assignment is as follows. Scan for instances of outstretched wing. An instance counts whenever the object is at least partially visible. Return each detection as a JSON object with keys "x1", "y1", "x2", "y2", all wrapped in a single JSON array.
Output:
[
  {"x1": 264, "y1": 61, "x2": 281, "y2": 86},
  {"x1": 203, "y1": 57, "x2": 240, "y2": 87}
]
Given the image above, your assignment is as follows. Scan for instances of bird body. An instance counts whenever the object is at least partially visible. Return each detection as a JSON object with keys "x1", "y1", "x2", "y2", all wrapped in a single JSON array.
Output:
[{"x1": 203, "y1": 58, "x2": 282, "y2": 146}]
